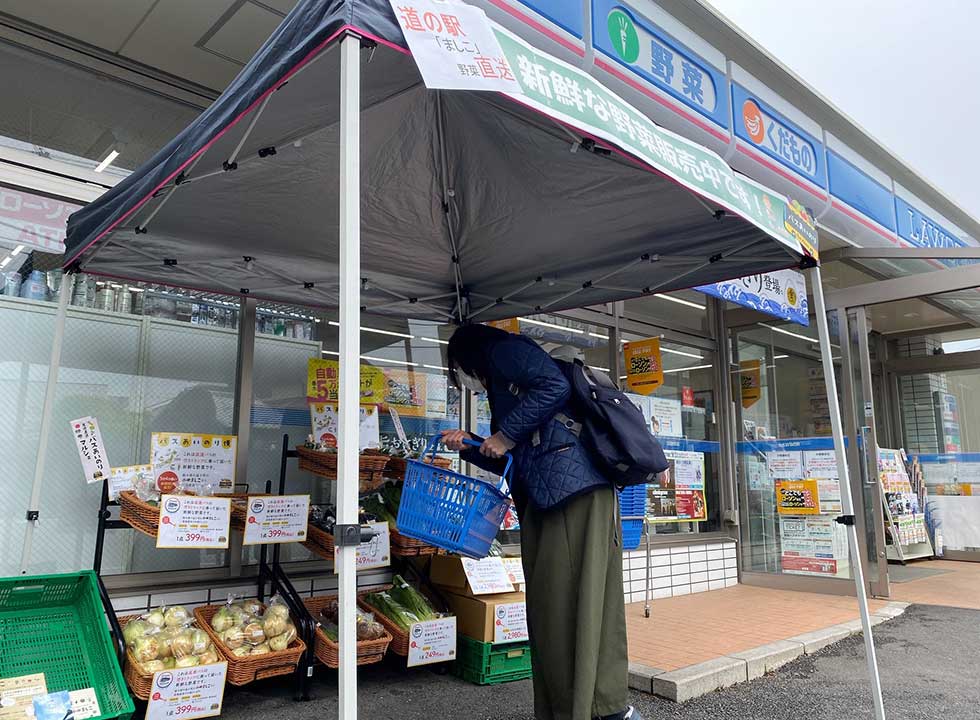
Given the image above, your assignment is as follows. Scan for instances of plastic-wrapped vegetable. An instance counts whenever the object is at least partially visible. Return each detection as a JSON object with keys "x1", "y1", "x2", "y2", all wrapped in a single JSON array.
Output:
[
  {"x1": 362, "y1": 592, "x2": 420, "y2": 633},
  {"x1": 389, "y1": 576, "x2": 437, "y2": 622}
]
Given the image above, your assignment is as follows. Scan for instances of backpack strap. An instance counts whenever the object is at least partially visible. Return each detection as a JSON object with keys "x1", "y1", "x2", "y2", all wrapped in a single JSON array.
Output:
[{"x1": 554, "y1": 412, "x2": 583, "y2": 437}]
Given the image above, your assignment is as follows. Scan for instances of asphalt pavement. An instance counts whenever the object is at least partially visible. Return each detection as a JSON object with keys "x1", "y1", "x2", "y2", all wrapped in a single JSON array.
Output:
[{"x1": 215, "y1": 604, "x2": 978, "y2": 720}]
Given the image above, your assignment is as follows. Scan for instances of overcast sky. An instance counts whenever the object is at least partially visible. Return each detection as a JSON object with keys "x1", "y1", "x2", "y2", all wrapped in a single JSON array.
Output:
[{"x1": 706, "y1": 0, "x2": 980, "y2": 224}]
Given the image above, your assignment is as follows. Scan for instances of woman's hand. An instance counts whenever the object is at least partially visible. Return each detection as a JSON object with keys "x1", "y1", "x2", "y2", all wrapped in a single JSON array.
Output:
[
  {"x1": 440, "y1": 429, "x2": 474, "y2": 451},
  {"x1": 480, "y1": 432, "x2": 516, "y2": 459}
]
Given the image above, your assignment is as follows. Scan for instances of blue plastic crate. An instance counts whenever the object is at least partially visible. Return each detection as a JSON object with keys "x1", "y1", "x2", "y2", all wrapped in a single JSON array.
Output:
[{"x1": 621, "y1": 518, "x2": 644, "y2": 550}]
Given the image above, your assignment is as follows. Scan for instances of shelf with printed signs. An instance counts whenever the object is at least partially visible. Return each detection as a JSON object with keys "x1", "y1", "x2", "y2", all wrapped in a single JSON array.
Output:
[
  {"x1": 89, "y1": 428, "x2": 317, "y2": 701},
  {"x1": 878, "y1": 447, "x2": 934, "y2": 563}
]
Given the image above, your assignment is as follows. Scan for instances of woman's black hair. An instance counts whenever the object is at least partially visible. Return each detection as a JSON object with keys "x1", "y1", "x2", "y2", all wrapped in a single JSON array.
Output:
[{"x1": 446, "y1": 324, "x2": 511, "y2": 389}]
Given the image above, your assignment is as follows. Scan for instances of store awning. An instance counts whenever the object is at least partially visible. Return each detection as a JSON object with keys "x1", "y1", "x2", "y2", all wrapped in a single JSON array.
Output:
[{"x1": 65, "y1": 0, "x2": 814, "y2": 322}]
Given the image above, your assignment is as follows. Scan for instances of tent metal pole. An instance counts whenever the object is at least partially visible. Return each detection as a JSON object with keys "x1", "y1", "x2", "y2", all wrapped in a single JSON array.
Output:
[
  {"x1": 808, "y1": 265, "x2": 886, "y2": 720},
  {"x1": 20, "y1": 272, "x2": 73, "y2": 574},
  {"x1": 227, "y1": 94, "x2": 272, "y2": 167},
  {"x1": 336, "y1": 32, "x2": 361, "y2": 720}
]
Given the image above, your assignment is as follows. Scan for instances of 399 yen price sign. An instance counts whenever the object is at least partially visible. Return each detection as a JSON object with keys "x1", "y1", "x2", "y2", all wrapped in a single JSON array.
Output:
[
  {"x1": 156, "y1": 495, "x2": 231, "y2": 549},
  {"x1": 390, "y1": 0, "x2": 521, "y2": 93},
  {"x1": 243, "y1": 495, "x2": 310, "y2": 545},
  {"x1": 145, "y1": 663, "x2": 227, "y2": 720}
]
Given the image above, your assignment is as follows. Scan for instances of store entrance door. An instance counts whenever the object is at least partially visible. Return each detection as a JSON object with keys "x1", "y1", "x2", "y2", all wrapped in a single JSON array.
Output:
[{"x1": 835, "y1": 307, "x2": 890, "y2": 598}]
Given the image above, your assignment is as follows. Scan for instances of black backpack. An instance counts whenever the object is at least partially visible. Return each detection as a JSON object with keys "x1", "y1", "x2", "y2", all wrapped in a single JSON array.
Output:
[{"x1": 554, "y1": 359, "x2": 670, "y2": 487}]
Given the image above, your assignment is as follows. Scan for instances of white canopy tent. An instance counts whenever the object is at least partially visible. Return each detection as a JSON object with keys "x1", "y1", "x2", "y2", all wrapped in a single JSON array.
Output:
[{"x1": 57, "y1": 2, "x2": 884, "y2": 718}]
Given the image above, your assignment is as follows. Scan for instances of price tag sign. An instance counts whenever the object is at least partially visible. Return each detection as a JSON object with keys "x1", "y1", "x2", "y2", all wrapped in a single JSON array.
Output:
[
  {"x1": 356, "y1": 522, "x2": 391, "y2": 570},
  {"x1": 493, "y1": 601, "x2": 528, "y2": 644},
  {"x1": 461, "y1": 557, "x2": 513, "y2": 595},
  {"x1": 146, "y1": 663, "x2": 227, "y2": 720},
  {"x1": 156, "y1": 495, "x2": 231, "y2": 549},
  {"x1": 243, "y1": 495, "x2": 310, "y2": 545},
  {"x1": 502, "y1": 557, "x2": 525, "y2": 588},
  {"x1": 407, "y1": 617, "x2": 456, "y2": 667},
  {"x1": 70, "y1": 416, "x2": 110, "y2": 484}
]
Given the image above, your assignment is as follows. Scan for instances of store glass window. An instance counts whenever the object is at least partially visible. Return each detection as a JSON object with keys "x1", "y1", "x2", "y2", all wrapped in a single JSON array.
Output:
[{"x1": 733, "y1": 319, "x2": 851, "y2": 580}]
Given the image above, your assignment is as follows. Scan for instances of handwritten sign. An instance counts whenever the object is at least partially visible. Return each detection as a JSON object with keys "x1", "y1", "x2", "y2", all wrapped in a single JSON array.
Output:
[
  {"x1": 145, "y1": 663, "x2": 227, "y2": 720},
  {"x1": 156, "y1": 495, "x2": 231, "y2": 549},
  {"x1": 243, "y1": 495, "x2": 310, "y2": 545},
  {"x1": 775, "y1": 479, "x2": 821, "y2": 515},
  {"x1": 151, "y1": 433, "x2": 237, "y2": 495},
  {"x1": 461, "y1": 557, "x2": 514, "y2": 595},
  {"x1": 70, "y1": 416, "x2": 110, "y2": 484},
  {"x1": 493, "y1": 602, "x2": 529, "y2": 644},
  {"x1": 390, "y1": 0, "x2": 520, "y2": 93},
  {"x1": 407, "y1": 617, "x2": 457, "y2": 667}
]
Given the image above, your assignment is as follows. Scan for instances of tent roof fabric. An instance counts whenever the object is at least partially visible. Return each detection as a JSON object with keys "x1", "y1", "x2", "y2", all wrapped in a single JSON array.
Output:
[{"x1": 64, "y1": 0, "x2": 808, "y2": 322}]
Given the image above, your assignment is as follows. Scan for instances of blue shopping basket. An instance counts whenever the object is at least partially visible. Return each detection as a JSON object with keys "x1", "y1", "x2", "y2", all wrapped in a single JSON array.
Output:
[{"x1": 396, "y1": 435, "x2": 512, "y2": 559}]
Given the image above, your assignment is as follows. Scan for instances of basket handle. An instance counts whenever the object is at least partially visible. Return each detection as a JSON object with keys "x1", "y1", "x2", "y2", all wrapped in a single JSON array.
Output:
[{"x1": 424, "y1": 434, "x2": 513, "y2": 481}]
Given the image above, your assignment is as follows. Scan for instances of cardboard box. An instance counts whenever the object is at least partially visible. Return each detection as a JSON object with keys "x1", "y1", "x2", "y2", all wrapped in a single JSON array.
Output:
[
  {"x1": 442, "y1": 590, "x2": 528, "y2": 643},
  {"x1": 429, "y1": 554, "x2": 470, "y2": 592},
  {"x1": 429, "y1": 554, "x2": 519, "y2": 596}
]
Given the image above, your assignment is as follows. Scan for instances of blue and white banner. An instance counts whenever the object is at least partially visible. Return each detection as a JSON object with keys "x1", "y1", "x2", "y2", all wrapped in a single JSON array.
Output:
[{"x1": 696, "y1": 268, "x2": 808, "y2": 326}]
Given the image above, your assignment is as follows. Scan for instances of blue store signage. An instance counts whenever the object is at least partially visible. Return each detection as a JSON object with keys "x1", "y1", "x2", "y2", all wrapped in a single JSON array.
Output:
[
  {"x1": 826, "y1": 151, "x2": 896, "y2": 232},
  {"x1": 592, "y1": 0, "x2": 728, "y2": 128},
  {"x1": 515, "y1": 0, "x2": 584, "y2": 38},
  {"x1": 697, "y1": 268, "x2": 809, "y2": 326},
  {"x1": 895, "y1": 197, "x2": 970, "y2": 255},
  {"x1": 731, "y1": 83, "x2": 826, "y2": 187}
]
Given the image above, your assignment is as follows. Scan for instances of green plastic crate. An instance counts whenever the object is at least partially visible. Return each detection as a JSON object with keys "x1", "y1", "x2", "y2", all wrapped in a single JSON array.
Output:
[
  {"x1": 454, "y1": 635, "x2": 532, "y2": 685},
  {"x1": 0, "y1": 571, "x2": 134, "y2": 720}
]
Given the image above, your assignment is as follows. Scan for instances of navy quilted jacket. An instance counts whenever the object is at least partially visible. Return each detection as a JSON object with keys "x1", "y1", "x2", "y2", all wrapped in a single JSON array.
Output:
[{"x1": 461, "y1": 334, "x2": 611, "y2": 510}]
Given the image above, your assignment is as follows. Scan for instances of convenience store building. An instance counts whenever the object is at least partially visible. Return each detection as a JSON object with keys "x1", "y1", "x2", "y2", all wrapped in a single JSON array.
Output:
[{"x1": 1, "y1": 0, "x2": 978, "y2": 615}]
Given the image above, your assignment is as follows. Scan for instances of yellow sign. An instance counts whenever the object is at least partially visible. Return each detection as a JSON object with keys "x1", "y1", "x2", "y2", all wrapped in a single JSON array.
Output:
[
  {"x1": 306, "y1": 358, "x2": 385, "y2": 404},
  {"x1": 487, "y1": 318, "x2": 520, "y2": 334},
  {"x1": 739, "y1": 359, "x2": 762, "y2": 409},
  {"x1": 775, "y1": 479, "x2": 821, "y2": 515},
  {"x1": 383, "y1": 367, "x2": 428, "y2": 417},
  {"x1": 624, "y1": 338, "x2": 664, "y2": 395},
  {"x1": 784, "y1": 199, "x2": 819, "y2": 262}
]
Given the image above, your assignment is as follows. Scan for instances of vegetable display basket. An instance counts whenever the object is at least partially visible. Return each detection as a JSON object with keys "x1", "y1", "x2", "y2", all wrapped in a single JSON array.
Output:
[
  {"x1": 454, "y1": 635, "x2": 532, "y2": 685},
  {"x1": 193, "y1": 603, "x2": 305, "y2": 686},
  {"x1": 302, "y1": 524, "x2": 336, "y2": 559},
  {"x1": 0, "y1": 571, "x2": 134, "y2": 720},
  {"x1": 295, "y1": 446, "x2": 390, "y2": 491},
  {"x1": 384, "y1": 454, "x2": 452, "y2": 481},
  {"x1": 396, "y1": 436, "x2": 511, "y2": 559},
  {"x1": 389, "y1": 528, "x2": 439, "y2": 557},
  {"x1": 356, "y1": 590, "x2": 410, "y2": 656},
  {"x1": 118, "y1": 490, "x2": 253, "y2": 537},
  {"x1": 302, "y1": 595, "x2": 392, "y2": 668}
]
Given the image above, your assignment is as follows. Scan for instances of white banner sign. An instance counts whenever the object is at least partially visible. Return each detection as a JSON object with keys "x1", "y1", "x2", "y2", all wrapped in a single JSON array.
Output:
[
  {"x1": 146, "y1": 663, "x2": 227, "y2": 720},
  {"x1": 767, "y1": 450, "x2": 804, "y2": 480},
  {"x1": 493, "y1": 601, "x2": 529, "y2": 644},
  {"x1": 109, "y1": 464, "x2": 152, "y2": 501},
  {"x1": 390, "y1": 0, "x2": 521, "y2": 93},
  {"x1": 388, "y1": 407, "x2": 409, "y2": 446},
  {"x1": 309, "y1": 403, "x2": 380, "y2": 450},
  {"x1": 243, "y1": 494, "x2": 310, "y2": 545},
  {"x1": 696, "y1": 269, "x2": 808, "y2": 326},
  {"x1": 649, "y1": 397, "x2": 683, "y2": 437},
  {"x1": 150, "y1": 433, "x2": 237, "y2": 495},
  {"x1": 156, "y1": 495, "x2": 231, "y2": 549},
  {"x1": 461, "y1": 556, "x2": 514, "y2": 595},
  {"x1": 407, "y1": 617, "x2": 457, "y2": 667},
  {"x1": 356, "y1": 522, "x2": 391, "y2": 570},
  {"x1": 70, "y1": 416, "x2": 110, "y2": 485}
]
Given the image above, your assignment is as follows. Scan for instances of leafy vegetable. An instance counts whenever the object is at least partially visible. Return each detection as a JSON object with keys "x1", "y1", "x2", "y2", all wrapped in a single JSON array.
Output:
[
  {"x1": 389, "y1": 576, "x2": 437, "y2": 622},
  {"x1": 362, "y1": 592, "x2": 420, "y2": 633}
]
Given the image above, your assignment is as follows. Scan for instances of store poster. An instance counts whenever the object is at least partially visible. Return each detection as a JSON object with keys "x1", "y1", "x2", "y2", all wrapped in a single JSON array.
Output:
[
  {"x1": 243, "y1": 495, "x2": 310, "y2": 545},
  {"x1": 647, "y1": 450, "x2": 707, "y2": 522},
  {"x1": 407, "y1": 617, "x2": 457, "y2": 667},
  {"x1": 493, "y1": 602, "x2": 529, "y2": 644},
  {"x1": 306, "y1": 358, "x2": 385, "y2": 404},
  {"x1": 624, "y1": 338, "x2": 664, "y2": 395},
  {"x1": 355, "y1": 522, "x2": 391, "y2": 570},
  {"x1": 0, "y1": 187, "x2": 78, "y2": 254},
  {"x1": 426, "y1": 374, "x2": 448, "y2": 416},
  {"x1": 390, "y1": 0, "x2": 520, "y2": 93},
  {"x1": 487, "y1": 318, "x2": 520, "y2": 333},
  {"x1": 739, "y1": 359, "x2": 762, "y2": 408},
  {"x1": 767, "y1": 450, "x2": 803, "y2": 480},
  {"x1": 649, "y1": 397, "x2": 683, "y2": 437},
  {"x1": 383, "y1": 368, "x2": 428, "y2": 417},
  {"x1": 150, "y1": 433, "x2": 236, "y2": 495},
  {"x1": 933, "y1": 392, "x2": 962, "y2": 452},
  {"x1": 803, "y1": 449, "x2": 841, "y2": 513},
  {"x1": 461, "y1": 557, "x2": 514, "y2": 595},
  {"x1": 779, "y1": 516, "x2": 846, "y2": 576},
  {"x1": 309, "y1": 403, "x2": 380, "y2": 450},
  {"x1": 108, "y1": 464, "x2": 152, "y2": 501},
  {"x1": 145, "y1": 663, "x2": 228, "y2": 720},
  {"x1": 744, "y1": 458, "x2": 769, "y2": 491},
  {"x1": 70, "y1": 416, "x2": 110, "y2": 485},
  {"x1": 775, "y1": 479, "x2": 821, "y2": 515},
  {"x1": 156, "y1": 495, "x2": 232, "y2": 549}
]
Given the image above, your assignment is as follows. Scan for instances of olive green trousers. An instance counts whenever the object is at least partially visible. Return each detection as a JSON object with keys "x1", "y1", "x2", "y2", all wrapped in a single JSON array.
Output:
[{"x1": 518, "y1": 485, "x2": 629, "y2": 720}]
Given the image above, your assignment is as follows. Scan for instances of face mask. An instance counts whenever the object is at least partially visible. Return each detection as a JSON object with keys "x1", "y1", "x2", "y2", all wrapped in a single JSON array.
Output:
[{"x1": 456, "y1": 368, "x2": 486, "y2": 394}]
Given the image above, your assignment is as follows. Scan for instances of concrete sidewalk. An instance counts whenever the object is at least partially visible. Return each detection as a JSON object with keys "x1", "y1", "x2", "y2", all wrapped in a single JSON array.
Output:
[{"x1": 626, "y1": 584, "x2": 905, "y2": 702}]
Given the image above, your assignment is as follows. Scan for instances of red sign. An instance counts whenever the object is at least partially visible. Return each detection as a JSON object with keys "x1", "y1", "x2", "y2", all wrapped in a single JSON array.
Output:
[
  {"x1": 681, "y1": 386, "x2": 695, "y2": 407},
  {"x1": 0, "y1": 187, "x2": 79, "y2": 253}
]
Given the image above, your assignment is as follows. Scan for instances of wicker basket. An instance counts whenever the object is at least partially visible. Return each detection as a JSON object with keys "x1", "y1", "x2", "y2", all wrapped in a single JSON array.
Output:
[
  {"x1": 385, "y1": 455, "x2": 452, "y2": 481},
  {"x1": 229, "y1": 494, "x2": 274, "y2": 531},
  {"x1": 303, "y1": 596, "x2": 392, "y2": 668},
  {"x1": 118, "y1": 615, "x2": 223, "y2": 700},
  {"x1": 295, "y1": 446, "x2": 390, "y2": 482},
  {"x1": 117, "y1": 491, "x2": 161, "y2": 534},
  {"x1": 390, "y1": 528, "x2": 438, "y2": 557},
  {"x1": 193, "y1": 603, "x2": 306, "y2": 686},
  {"x1": 357, "y1": 590, "x2": 410, "y2": 656},
  {"x1": 302, "y1": 524, "x2": 336, "y2": 560}
]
